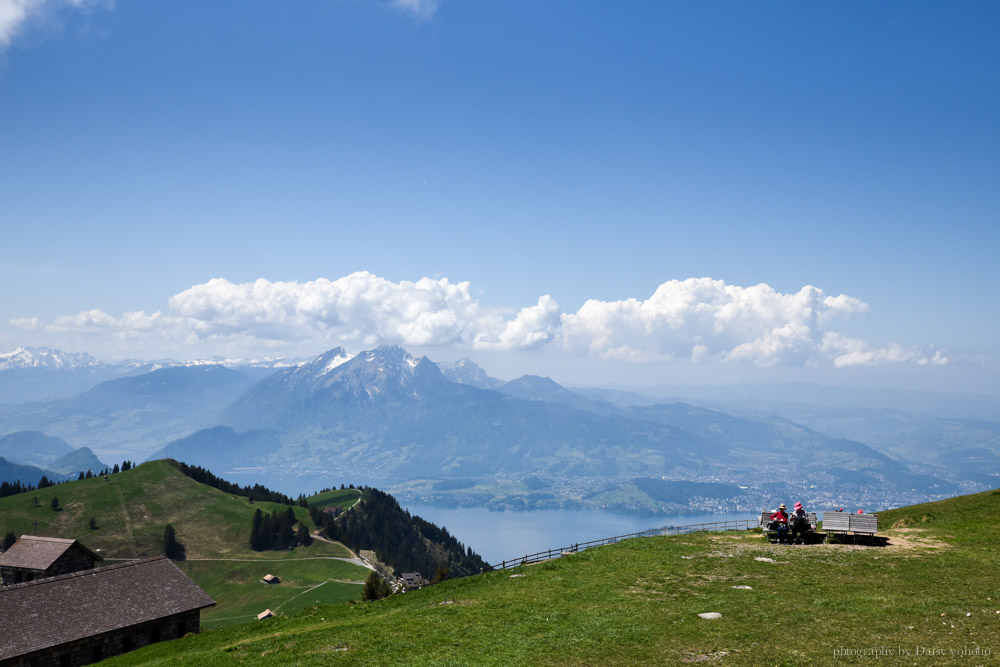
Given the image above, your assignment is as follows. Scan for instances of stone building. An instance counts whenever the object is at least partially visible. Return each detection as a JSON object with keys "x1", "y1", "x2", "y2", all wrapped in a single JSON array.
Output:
[
  {"x1": 0, "y1": 556, "x2": 215, "y2": 667},
  {"x1": 0, "y1": 536, "x2": 102, "y2": 586}
]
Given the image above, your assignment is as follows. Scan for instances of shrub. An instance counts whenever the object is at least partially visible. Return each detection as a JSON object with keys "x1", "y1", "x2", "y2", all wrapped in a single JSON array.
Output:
[{"x1": 361, "y1": 571, "x2": 391, "y2": 601}]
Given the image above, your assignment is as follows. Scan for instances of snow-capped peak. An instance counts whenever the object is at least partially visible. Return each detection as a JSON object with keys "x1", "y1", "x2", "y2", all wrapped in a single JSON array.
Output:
[
  {"x1": 322, "y1": 351, "x2": 354, "y2": 374},
  {"x1": 0, "y1": 346, "x2": 100, "y2": 371}
]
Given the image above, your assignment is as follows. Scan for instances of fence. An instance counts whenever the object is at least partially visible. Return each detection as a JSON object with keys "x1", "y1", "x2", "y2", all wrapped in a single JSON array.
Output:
[{"x1": 489, "y1": 518, "x2": 758, "y2": 570}]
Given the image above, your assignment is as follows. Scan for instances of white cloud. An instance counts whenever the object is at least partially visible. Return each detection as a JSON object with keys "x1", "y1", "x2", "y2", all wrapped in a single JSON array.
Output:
[
  {"x1": 820, "y1": 332, "x2": 946, "y2": 368},
  {"x1": 0, "y1": 0, "x2": 102, "y2": 50},
  {"x1": 0, "y1": 0, "x2": 42, "y2": 48},
  {"x1": 10, "y1": 273, "x2": 944, "y2": 368},
  {"x1": 388, "y1": 0, "x2": 439, "y2": 20},
  {"x1": 489, "y1": 295, "x2": 562, "y2": 351},
  {"x1": 559, "y1": 279, "x2": 866, "y2": 365}
]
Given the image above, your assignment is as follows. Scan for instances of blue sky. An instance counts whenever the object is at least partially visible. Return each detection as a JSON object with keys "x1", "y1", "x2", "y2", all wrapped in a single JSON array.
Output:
[{"x1": 1, "y1": 1, "x2": 997, "y2": 393}]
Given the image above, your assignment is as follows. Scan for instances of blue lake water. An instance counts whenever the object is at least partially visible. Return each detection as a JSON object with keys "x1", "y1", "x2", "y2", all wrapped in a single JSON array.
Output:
[
  {"x1": 398, "y1": 503, "x2": 755, "y2": 565},
  {"x1": 217, "y1": 470, "x2": 756, "y2": 565}
]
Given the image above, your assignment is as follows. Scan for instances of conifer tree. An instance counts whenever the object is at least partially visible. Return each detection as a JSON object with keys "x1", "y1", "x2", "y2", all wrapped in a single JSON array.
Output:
[
  {"x1": 2, "y1": 531, "x2": 16, "y2": 551},
  {"x1": 163, "y1": 524, "x2": 184, "y2": 559},
  {"x1": 279, "y1": 507, "x2": 296, "y2": 546},
  {"x1": 250, "y1": 509, "x2": 264, "y2": 550}
]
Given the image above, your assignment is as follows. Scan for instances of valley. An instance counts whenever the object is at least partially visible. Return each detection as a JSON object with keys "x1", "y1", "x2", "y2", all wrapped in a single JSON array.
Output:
[{"x1": 1, "y1": 345, "x2": 996, "y2": 519}]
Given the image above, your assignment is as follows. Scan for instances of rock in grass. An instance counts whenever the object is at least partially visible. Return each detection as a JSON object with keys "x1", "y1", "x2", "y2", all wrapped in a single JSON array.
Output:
[
  {"x1": 732, "y1": 585, "x2": 752, "y2": 590},
  {"x1": 698, "y1": 612, "x2": 722, "y2": 620},
  {"x1": 754, "y1": 557, "x2": 776, "y2": 563}
]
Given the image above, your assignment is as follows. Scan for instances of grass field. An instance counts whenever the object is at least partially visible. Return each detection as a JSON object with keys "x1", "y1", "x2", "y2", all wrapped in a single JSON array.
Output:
[
  {"x1": 306, "y1": 488, "x2": 362, "y2": 511},
  {"x1": 178, "y1": 559, "x2": 369, "y2": 629},
  {"x1": 0, "y1": 460, "x2": 365, "y2": 628},
  {"x1": 102, "y1": 487, "x2": 1000, "y2": 665}
]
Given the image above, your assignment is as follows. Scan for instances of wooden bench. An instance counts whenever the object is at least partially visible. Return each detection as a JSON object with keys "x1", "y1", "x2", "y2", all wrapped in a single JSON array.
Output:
[
  {"x1": 821, "y1": 512, "x2": 878, "y2": 544},
  {"x1": 759, "y1": 511, "x2": 817, "y2": 543}
]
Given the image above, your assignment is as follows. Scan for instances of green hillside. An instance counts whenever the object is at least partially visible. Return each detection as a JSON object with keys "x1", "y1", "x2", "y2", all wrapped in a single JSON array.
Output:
[
  {"x1": 0, "y1": 459, "x2": 344, "y2": 559},
  {"x1": 0, "y1": 460, "x2": 369, "y2": 627},
  {"x1": 105, "y1": 487, "x2": 999, "y2": 666},
  {"x1": 177, "y1": 560, "x2": 369, "y2": 630},
  {"x1": 306, "y1": 487, "x2": 362, "y2": 511}
]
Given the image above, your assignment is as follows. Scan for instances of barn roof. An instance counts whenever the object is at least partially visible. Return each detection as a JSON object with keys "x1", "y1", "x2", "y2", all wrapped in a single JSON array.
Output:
[
  {"x1": 0, "y1": 535, "x2": 102, "y2": 572},
  {"x1": 0, "y1": 556, "x2": 215, "y2": 660}
]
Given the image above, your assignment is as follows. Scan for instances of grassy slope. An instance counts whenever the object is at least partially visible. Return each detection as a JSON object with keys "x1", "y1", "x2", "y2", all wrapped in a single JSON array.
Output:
[
  {"x1": 306, "y1": 488, "x2": 362, "y2": 511},
  {"x1": 106, "y1": 488, "x2": 1000, "y2": 666},
  {"x1": 0, "y1": 461, "x2": 369, "y2": 627},
  {"x1": 178, "y1": 560, "x2": 369, "y2": 630}
]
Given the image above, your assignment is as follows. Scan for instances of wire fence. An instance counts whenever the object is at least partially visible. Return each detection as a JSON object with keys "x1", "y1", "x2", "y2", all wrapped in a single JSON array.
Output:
[{"x1": 488, "y1": 518, "x2": 759, "y2": 570}]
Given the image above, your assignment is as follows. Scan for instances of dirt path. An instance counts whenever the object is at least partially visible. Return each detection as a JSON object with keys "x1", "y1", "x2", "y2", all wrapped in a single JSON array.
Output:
[
  {"x1": 273, "y1": 581, "x2": 329, "y2": 612},
  {"x1": 311, "y1": 532, "x2": 374, "y2": 571}
]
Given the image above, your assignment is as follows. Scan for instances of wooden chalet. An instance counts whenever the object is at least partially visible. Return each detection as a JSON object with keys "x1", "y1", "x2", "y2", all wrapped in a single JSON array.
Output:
[
  {"x1": 400, "y1": 572, "x2": 425, "y2": 589},
  {"x1": 0, "y1": 556, "x2": 215, "y2": 667},
  {"x1": 0, "y1": 536, "x2": 102, "y2": 586}
]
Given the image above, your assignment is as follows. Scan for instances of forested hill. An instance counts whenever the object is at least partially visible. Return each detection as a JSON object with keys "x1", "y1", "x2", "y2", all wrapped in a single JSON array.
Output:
[{"x1": 313, "y1": 487, "x2": 488, "y2": 578}]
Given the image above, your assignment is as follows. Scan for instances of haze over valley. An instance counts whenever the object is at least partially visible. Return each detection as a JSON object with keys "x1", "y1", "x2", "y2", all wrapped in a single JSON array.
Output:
[{"x1": 2, "y1": 344, "x2": 995, "y2": 520}]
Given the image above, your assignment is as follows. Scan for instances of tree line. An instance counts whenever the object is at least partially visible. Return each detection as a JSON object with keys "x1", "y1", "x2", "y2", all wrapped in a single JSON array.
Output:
[
  {"x1": 1, "y1": 460, "x2": 141, "y2": 498},
  {"x1": 1, "y1": 480, "x2": 36, "y2": 498},
  {"x1": 249, "y1": 507, "x2": 311, "y2": 551},
  {"x1": 310, "y1": 486, "x2": 489, "y2": 579},
  {"x1": 175, "y1": 461, "x2": 305, "y2": 506}
]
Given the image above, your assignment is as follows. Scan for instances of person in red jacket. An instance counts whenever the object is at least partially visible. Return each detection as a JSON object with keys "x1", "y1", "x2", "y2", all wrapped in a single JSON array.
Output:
[{"x1": 770, "y1": 503, "x2": 789, "y2": 544}]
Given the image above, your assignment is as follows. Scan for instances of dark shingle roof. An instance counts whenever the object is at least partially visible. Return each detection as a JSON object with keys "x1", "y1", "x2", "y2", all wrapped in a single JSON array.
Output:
[
  {"x1": 0, "y1": 557, "x2": 215, "y2": 659},
  {"x1": 0, "y1": 535, "x2": 102, "y2": 571}
]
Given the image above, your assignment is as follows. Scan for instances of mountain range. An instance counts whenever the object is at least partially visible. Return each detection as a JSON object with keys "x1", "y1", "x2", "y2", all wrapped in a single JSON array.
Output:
[
  {"x1": 1, "y1": 344, "x2": 995, "y2": 514},
  {"x1": 0, "y1": 345, "x2": 301, "y2": 404}
]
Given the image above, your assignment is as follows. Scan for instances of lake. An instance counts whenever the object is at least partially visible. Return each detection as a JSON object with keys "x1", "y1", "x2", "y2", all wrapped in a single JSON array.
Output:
[
  {"x1": 218, "y1": 470, "x2": 756, "y2": 564},
  {"x1": 398, "y1": 503, "x2": 755, "y2": 565}
]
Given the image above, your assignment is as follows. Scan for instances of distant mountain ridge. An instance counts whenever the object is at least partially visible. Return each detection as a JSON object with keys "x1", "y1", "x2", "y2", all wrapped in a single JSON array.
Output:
[
  {"x1": 0, "y1": 456, "x2": 66, "y2": 487},
  {"x1": 0, "y1": 366, "x2": 261, "y2": 456},
  {"x1": 0, "y1": 345, "x2": 304, "y2": 404},
  {"x1": 0, "y1": 346, "x2": 102, "y2": 371},
  {"x1": 221, "y1": 346, "x2": 469, "y2": 431},
  {"x1": 0, "y1": 431, "x2": 107, "y2": 479},
  {"x1": 1, "y1": 344, "x2": 990, "y2": 512},
  {"x1": 151, "y1": 345, "x2": 967, "y2": 511},
  {"x1": 438, "y1": 359, "x2": 503, "y2": 389}
]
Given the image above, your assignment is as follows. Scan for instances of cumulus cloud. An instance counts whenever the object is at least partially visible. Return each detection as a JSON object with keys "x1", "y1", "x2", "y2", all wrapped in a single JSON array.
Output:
[
  {"x1": 559, "y1": 279, "x2": 875, "y2": 365},
  {"x1": 10, "y1": 273, "x2": 944, "y2": 367},
  {"x1": 0, "y1": 0, "x2": 101, "y2": 51}
]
